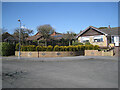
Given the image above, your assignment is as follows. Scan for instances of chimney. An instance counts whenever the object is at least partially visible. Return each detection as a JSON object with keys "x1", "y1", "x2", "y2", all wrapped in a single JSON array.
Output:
[{"x1": 108, "y1": 25, "x2": 111, "y2": 29}]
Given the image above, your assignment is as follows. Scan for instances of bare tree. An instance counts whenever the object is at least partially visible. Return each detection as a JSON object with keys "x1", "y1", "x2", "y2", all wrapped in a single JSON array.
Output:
[
  {"x1": 65, "y1": 31, "x2": 75, "y2": 46},
  {"x1": 37, "y1": 24, "x2": 55, "y2": 46},
  {"x1": 13, "y1": 28, "x2": 33, "y2": 45}
]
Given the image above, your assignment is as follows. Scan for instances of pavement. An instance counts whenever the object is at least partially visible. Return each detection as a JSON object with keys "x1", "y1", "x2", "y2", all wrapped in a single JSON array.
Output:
[
  {"x1": 2, "y1": 56, "x2": 118, "y2": 61},
  {"x1": 2, "y1": 56, "x2": 118, "y2": 88}
]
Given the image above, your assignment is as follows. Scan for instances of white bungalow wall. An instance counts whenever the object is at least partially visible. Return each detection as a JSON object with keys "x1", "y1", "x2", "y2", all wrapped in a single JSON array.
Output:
[{"x1": 114, "y1": 36, "x2": 119, "y2": 46}]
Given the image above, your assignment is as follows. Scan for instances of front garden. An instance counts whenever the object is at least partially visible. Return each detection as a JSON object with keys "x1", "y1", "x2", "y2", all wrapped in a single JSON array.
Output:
[
  {"x1": 1, "y1": 42, "x2": 100, "y2": 56},
  {"x1": 16, "y1": 44, "x2": 99, "y2": 52},
  {"x1": 15, "y1": 44, "x2": 100, "y2": 57}
]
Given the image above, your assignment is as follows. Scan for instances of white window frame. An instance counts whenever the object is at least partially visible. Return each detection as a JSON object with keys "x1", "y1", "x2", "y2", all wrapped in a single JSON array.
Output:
[
  {"x1": 81, "y1": 36, "x2": 90, "y2": 43},
  {"x1": 94, "y1": 35, "x2": 103, "y2": 42}
]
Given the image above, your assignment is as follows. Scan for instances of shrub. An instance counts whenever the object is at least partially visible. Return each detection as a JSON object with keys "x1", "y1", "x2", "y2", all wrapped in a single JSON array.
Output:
[
  {"x1": 2, "y1": 42, "x2": 15, "y2": 56},
  {"x1": 20, "y1": 45, "x2": 23, "y2": 51},
  {"x1": 89, "y1": 45, "x2": 94, "y2": 50},
  {"x1": 72, "y1": 41, "x2": 83, "y2": 46},
  {"x1": 94, "y1": 45, "x2": 99, "y2": 50},
  {"x1": 16, "y1": 44, "x2": 99, "y2": 52},
  {"x1": 72, "y1": 46, "x2": 76, "y2": 51},
  {"x1": 53, "y1": 45, "x2": 59, "y2": 51},
  {"x1": 46, "y1": 45, "x2": 53, "y2": 51},
  {"x1": 59, "y1": 46, "x2": 64, "y2": 51},
  {"x1": 78, "y1": 45, "x2": 85, "y2": 51},
  {"x1": 84, "y1": 45, "x2": 99, "y2": 50},
  {"x1": 38, "y1": 43, "x2": 45, "y2": 46},
  {"x1": 21, "y1": 46, "x2": 28, "y2": 51},
  {"x1": 42, "y1": 46, "x2": 47, "y2": 51},
  {"x1": 36, "y1": 46, "x2": 42, "y2": 51},
  {"x1": 85, "y1": 45, "x2": 89, "y2": 50},
  {"x1": 75, "y1": 46, "x2": 79, "y2": 51},
  {"x1": 0, "y1": 43, "x2": 2, "y2": 56},
  {"x1": 64, "y1": 46, "x2": 68, "y2": 51},
  {"x1": 85, "y1": 42, "x2": 91, "y2": 45},
  {"x1": 68, "y1": 46, "x2": 73, "y2": 51},
  {"x1": 27, "y1": 45, "x2": 36, "y2": 51},
  {"x1": 15, "y1": 43, "x2": 19, "y2": 51}
]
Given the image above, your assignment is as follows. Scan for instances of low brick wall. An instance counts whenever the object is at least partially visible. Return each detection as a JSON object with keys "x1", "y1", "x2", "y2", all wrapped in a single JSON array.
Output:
[
  {"x1": 15, "y1": 51, "x2": 84, "y2": 57},
  {"x1": 85, "y1": 50, "x2": 114, "y2": 56}
]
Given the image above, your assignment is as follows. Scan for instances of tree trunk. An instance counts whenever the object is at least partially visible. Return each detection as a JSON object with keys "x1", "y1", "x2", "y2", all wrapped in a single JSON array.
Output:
[
  {"x1": 45, "y1": 40, "x2": 47, "y2": 46},
  {"x1": 38, "y1": 40, "x2": 39, "y2": 45}
]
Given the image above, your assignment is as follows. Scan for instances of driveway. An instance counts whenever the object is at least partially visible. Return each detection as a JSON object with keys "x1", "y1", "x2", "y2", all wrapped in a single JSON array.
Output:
[{"x1": 2, "y1": 56, "x2": 118, "y2": 88}]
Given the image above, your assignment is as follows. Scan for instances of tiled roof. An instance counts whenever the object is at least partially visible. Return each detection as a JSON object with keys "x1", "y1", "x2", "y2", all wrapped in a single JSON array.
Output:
[
  {"x1": 26, "y1": 32, "x2": 42, "y2": 41},
  {"x1": 2, "y1": 32, "x2": 18, "y2": 41},
  {"x1": 99, "y1": 27, "x2": 120, "y2": 35},
  {"x1": 76, "y1": 26, "x2": 120, "y2": 38}
]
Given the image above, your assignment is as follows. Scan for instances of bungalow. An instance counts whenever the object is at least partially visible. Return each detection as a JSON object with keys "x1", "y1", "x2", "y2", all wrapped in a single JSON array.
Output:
[
  {"x1": 76, "y1": 26, "x2": 120, "y2": 48},
  {"x1": 26, "y1": 32, "x2": 76, "y2": 46},
  {"x1": 2, "y1": 32, "x2": 18, "y2": 44},
  {"x1": 26, "y1": 32, "x2": 64, "y2": 41}
]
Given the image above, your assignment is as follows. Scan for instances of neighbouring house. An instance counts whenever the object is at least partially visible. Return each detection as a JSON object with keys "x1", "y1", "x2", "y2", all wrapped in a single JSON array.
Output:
[
  {"x1": 26, "y1": 32, "x2": 64, "y2": 45},
  {"x1": 76, "y1": 26, "x2": 120, "y2": 48},
  {"x1": 2, "y1": 32, "x2": 18, "y2": 44},
  {"x1": 26, "y1": 32, "x2": 63, "y2": 42},
  {"x1": 26, "y1": 32, "x2": 76, "y2": 46},
  {"x1": 26, "y1": 32, "x2": 44, "y2": 43}
]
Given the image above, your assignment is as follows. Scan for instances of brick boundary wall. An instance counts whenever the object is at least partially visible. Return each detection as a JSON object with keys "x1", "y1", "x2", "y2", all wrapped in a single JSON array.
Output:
[
  {"x1": 85, "y1": 50, "x2": 114, "y2": 56},
  {"x1": 15, "y1": 51, "x2": 84, "y2": 57}
]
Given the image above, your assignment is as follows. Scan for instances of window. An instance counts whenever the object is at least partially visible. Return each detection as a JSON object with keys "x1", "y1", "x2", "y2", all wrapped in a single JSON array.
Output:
[
  {"x1": 111, "y1": 36, "x2": 114, "y2": 43},
  {"x1": 94, "y1": 35, "x2": 103, "y2": 42},
  {"x1": 119, "y1": 36, "x2": 120, "y2": 42},
  {"x1": 81, "y1": 37, "x2": 89, "y2": 43},
  {"x1": 83, "y1": 40, "x2": 89, "y2": 43}
]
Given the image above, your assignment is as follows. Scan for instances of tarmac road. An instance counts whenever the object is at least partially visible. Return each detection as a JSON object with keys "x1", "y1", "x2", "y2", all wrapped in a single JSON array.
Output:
[{"x1": 2, "y1": 56, "x2": 118, "y2": 88}]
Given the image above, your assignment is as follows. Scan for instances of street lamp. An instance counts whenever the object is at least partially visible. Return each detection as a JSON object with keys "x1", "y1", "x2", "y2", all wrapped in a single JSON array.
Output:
[{"x1": 18, "y1": 19, "x2": 21, "y2": 59}]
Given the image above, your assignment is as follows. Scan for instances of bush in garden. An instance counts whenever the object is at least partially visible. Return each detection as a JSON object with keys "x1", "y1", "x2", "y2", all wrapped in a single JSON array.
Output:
[
  {"x1": 15, "y1": 43, "x2": 19, "y2": 51},
  {"x1": 68, "y1": 46, "x2": 73, "y2": 51},
  {"x1": 20, "y1": 45, "x2": 23, "y2": 51},
  {"x1": 46, "y1": 45, "x2": 53, "y2": 51},
  {"x1": 75, "y1": 46, "x2": 79, "y2": 51},
  {"x1": 85, "y1": 45, "x2": 89, "y2": 50},
  {"x1": 85, "y1": 42, "x2": 91, "y2": 45},
  {"x1": 94, "y1": 45, "x2": 99, "y2": 50},
  {"x1": 2, "y1": 42, "x2": 15, "y2": 56},
  {"x1": 0, "y1": 42, "x2": 2, "y2": 56},
  {"x1": 77, "y1": 45, "x2": 81, "y2": 51},
  {"x1": 89, "y1": 45, "x2": 94, "y2": 50},
  {"x1": 72, "y1": 41, "x2": 83, "y2": 46},
  {"x1": 16, "y1": 44, "x2": 99, "y2": 52},
  {"x1": 36, "y1": 46, "x2": 42, "y2": 51},
  {"x1": 59, "y1": 46, "x2": 64, "y2": 51},
  {"x1": 64, "y1": 46, "x2": 68, "y2": 51},
  {"x1": 9, "y1": 43, "x2": 15, "y2": 55},
  {"x1": 53, "y1": 45, "x2": 59, "y2": 51},
  {"x1": 42, "y1": 46, "x2": 47, "y2": 51},
  {"x1": 78, "y1": 45, "x2": 85, "y2": 51},
  {"x1": 38, "y1": 43, "x2": 45, "y2": 46},
  {"x1": 22, "y1": 46, "x2": 28, "y2": 51},
  {"x1": 27, "y1": 45, "x2": 36, "y2": 51}
]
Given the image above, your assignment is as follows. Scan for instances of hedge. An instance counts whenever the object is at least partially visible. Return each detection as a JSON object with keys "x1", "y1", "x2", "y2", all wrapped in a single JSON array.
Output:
[
  {"x1": 18, "y1": 45, "x2": 99, "y2": 51},
  {"x1": 1, "y1": 42, "x2": 15, "y2": 56},
  {"x1": 72, "y1": 42, "x2": 83, "y2": 46}
]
